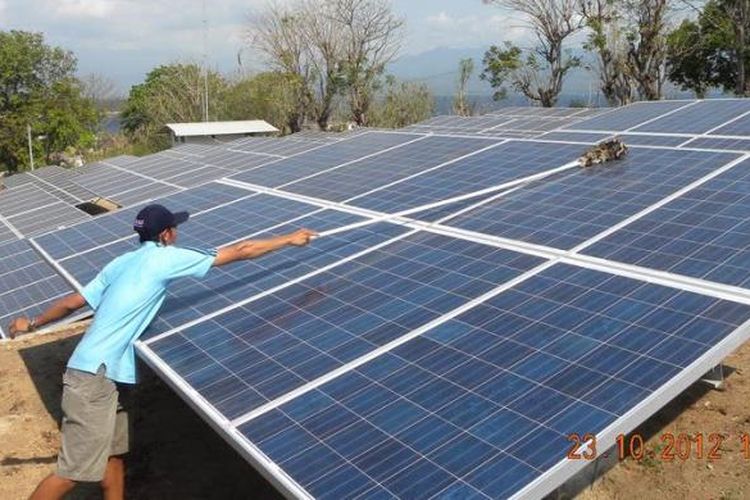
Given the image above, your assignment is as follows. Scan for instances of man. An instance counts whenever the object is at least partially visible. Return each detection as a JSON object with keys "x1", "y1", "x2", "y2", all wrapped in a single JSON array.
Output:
[{"x1": 9, "y1": 204, "x2": 316, "y2": 500}]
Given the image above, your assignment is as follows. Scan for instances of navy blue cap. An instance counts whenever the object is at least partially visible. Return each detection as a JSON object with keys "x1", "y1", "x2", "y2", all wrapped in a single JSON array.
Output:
[{"x1": 133, "y1": 204, "x2": 189, "y2": 240}]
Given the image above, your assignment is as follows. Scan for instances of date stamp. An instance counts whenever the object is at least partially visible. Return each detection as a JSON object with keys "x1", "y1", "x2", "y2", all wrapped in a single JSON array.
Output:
[{"x1": 567, "y1": 432, "x2": 750, "y2": 461}]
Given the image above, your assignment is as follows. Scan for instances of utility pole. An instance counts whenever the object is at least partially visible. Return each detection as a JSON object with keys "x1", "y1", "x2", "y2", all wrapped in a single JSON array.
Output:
[
  {"x1": 202, "y1": 0, "x2": 209, "y2": 122},
  {"x1": 27, "y1": 124, "x2": 34, "y2": 171}
]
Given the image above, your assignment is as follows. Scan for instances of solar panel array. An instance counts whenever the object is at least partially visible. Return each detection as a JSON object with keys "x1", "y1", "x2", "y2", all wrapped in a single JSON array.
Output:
[{"x1": 4, "y1": 100, "x2": 750, "y2": 499}]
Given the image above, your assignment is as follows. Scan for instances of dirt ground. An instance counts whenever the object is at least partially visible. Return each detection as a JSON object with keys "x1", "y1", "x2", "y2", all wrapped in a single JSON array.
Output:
[{"x1": 2, "y1": 325, "x2": 750, "y2": 500}]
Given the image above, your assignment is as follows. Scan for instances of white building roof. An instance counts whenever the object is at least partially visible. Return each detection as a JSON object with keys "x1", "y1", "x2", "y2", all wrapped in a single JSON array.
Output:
[{"x1": 166, "y1": 120, "x2": 278, "y2": 137}]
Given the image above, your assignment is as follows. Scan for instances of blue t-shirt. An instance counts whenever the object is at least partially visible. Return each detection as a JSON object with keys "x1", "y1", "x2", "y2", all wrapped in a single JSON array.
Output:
[{"x1": 68, "y1": 241, "x2": 216, "y2": 384}]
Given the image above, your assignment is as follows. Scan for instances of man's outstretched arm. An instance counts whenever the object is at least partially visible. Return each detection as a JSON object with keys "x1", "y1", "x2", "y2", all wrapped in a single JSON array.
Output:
[
  {"x1": 8, "y1": 293, "x2": 87, "y2": 339},
  {"x1": 213, "y1": 228, "x2": 317, "y2": 267}
]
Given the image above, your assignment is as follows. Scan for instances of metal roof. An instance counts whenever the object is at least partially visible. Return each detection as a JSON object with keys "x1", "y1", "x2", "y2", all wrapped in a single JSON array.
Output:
[{"x1": 165, "y1": 120, "x2": 278, "y2": 137}]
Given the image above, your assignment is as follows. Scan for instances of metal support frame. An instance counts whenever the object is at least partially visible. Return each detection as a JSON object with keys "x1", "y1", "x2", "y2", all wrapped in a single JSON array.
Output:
[{"x1": 701, "y1": 363, "x2": 725, "y2": 390}]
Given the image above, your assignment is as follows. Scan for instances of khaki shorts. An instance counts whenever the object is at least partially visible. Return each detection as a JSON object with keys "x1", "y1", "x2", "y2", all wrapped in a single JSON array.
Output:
[{"x1": 57, "y1": 365, "x2": 131, "y2": 482}]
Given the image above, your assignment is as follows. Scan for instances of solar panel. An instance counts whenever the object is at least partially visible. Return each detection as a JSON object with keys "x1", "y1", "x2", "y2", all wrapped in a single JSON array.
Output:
[
  {"x1": 150, "y1": 261, "x2": 750, "y2": 500},
  {"x1": 350, "y1": 141, "x2": 586, "y2": 213},
  {"x1": 16, "y1": 99, "x2": 750, "y2": 500},
  {"x1": 103, "y1": 155, "x2": 139, "y2": 167},
  {"x1": 439, "y1": 148, "x2": 738, "y2": 250},
  {"x1": 142, "y1": 232, "x2": 544, "y2": 419},
  {"x1": 9, "y1": 203, "x2": 90, "y2": 238},
  {"x1": 201, "y1": 149, "x2": 279, "y2": 170},
  {"x1": 539, "y1": 132, "x2": 689, "y2": 147},
  {"x1": 2, "y1": 172, "x2": 36, "y2": 189},
  {"x1": 230, "y1": 132, "x2": 424, "y2": 188},
  {"x1": 632, "y1": 99, "x2": 750, "y2": 134},
  {"x1": 230, "y1": 136, "x2": 338, "y2": 157},
  {"x1": 72, "y1": 164, "x2": 182, "y2": 206},
  {"x1": 566, "y1": 101, "x2": 692, "y2": 131},
  {"x1": 0, "y1": 239, "x2": 77, "y2": 338},
  {"x1": 282, "y1": 136, "x2": 500, "y2": 202},
  {"x1": 0, "y1": 184, "x2": 64, "y2": 217},
  {"x1": 0, "y1": 220, "x2": 18, "y2": 245},
  {"x1": 583, "y1": 158, "x2": 750, "y2": 287},
  {"x1": 682, "y1": 137, "x2": 750, "y2": 151},
  {"x1": 39, "y1": 192, "x2": 417, "y2": 340},
  {"x1": 34, "y1": 183, "x2": 257, "y2": 260}
]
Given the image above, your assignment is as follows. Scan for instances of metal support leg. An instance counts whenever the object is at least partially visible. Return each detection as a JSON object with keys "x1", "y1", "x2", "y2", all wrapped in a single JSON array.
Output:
[{"x1": 701, "y1": 364, "x2": 725, "y2": 390}]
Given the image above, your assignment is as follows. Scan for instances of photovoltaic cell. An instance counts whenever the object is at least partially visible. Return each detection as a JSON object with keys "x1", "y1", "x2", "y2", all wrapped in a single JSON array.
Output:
[
  {"x1": 0, "y1": 184, "x2": 66, "y2": 217},
  {"x1": 565, "y1": 101, "x2": 692, "y2": 131},
  {"x1": 34, "y1": 183, "x2": 255, "y2": 260},
  {"x1": 283, "y1": 136, "x2": 500, "y2": 202},
  {"x1": 146, "y1": 232, "x2": 545, "y2": 419},
  {"x1": 9, "y1": 203, "x2": 90, "y2": 238},
  {"x1": 236, "y1": 263, "x2": 750, "y2": 499},
  {"x1": 710, "y1": 113, "x2": 750, "y2": 136},
  {"x1": 540, "y1": 132, "x2": 688, "y2": 147},
  {"x1": 683, "y1": 137, "x2": 750, "y2": 151},
  {"x1": 633, "y1": 99, "x2": 750, "y2": 134},
  {"x1": 441, "y1": 148, "x2": 738, "y2": 250},
  {"x1": 72, "y1": 164, "x2": 180, "y2": 204},
  {"x1": 350, "y1": 141, "x2": 587, "y2": 213},
  {"x1": 584, "y1": 158, "x2": 750, "y2": 287},
  {"x1": 229, "y1": 132, "x2": 423, "y2": 188},
  {"x1": 50, "y1": 194, "x2": 412, "y2": 339},
  {"x1": 0, "y1": 239, "x2": 77, "y2": 338}
]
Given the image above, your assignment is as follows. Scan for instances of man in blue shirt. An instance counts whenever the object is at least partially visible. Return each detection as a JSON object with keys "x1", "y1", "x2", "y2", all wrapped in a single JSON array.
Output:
[{"x1": 9, "y1": 204, "x2": 316, "y2": 500}]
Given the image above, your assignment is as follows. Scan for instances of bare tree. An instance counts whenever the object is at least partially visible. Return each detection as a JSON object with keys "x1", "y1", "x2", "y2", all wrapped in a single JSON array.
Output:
[
  {"x1": 330, "y1": 0, "x2": 405, "y2": 126},
  {"x1": 580, "y1": 0, "x2": 637, "y2": 105},
  {"x1": 453, "y1": 58, "x2": 476, "y2": 116},
  {"x1": 301, "y1": 0, "x2": 345, "y2": 129},
  {"x1": 246, "y1": 2, "x2": 312, "y2": 132},
  {"x1": 624, "y1": 0, "x2": 674, "y2": 100},
  {"x1": 483, "y1": 0, "x2": 585, "y2": 107},
  {"x1": 81, "y1": 73, "x2": 118, "y2": 107}
]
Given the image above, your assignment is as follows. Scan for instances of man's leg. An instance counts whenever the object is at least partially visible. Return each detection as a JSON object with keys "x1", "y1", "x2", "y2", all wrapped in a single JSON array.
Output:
[
  {"x1": 28, "y1": 474, "x2": 75, "y2": 500},
  {"x1": 101, "y1": 456, "x2": 125, "y2": 500}
]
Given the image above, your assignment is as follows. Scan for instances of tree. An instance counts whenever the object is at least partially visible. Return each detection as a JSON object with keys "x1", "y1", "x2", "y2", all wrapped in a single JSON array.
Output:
[
  {"x1": 301, "y1": 0, "x2": 347, "y2": 130},
  {"x1": 246, "y1": 2, "x2": 313, "y2": 132},
  {"x1": 453, "y1": 58, "x2": 476, "y2": 116},
  {"x1": 331, "y1": 0, "x2": 406, "y2": 126},
  {"x1": 224, "y1": 72, "x2": 307, "y2": 134},
  {"x1": 121, "y1": 63, "x2": 228, "y2": 148},
  {"x1": 580, "y1": 0, "x2": 637, "y2": 105},
  {"x1": 481, "y1": 0, "x2": 584, "y2": 107},
  {"x1": 667, "y1": 18, "x2": 714, "y2": 97},
  {"x1": 668, "y1": 0, "x2": 749, "y2": 96},
  {"x1": 0, "y1": 30, "x2": 99, "y2": 172},
  {"x1": 369, "y1": 75, "x2": 434, "y2": 128},
  {"x1": 625, "y1": 0, "x2": 674, "y2": 100}
]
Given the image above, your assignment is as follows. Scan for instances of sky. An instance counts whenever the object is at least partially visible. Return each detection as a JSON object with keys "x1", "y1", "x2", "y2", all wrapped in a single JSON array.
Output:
[{"x1": 0, "y1": 0, "x2": 529, "y2": 92}]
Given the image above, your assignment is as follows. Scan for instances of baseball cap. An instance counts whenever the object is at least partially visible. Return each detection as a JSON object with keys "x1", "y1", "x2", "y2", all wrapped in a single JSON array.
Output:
[{"x1": 133, "y1": 204, "x2": 189, "y2": 240}]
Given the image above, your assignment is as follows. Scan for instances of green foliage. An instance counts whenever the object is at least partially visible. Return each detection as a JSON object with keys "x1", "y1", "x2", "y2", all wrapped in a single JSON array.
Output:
[
  {"x1": 480, "y1": 42, "x2": 523, "y2": 101},
  {"x1": 666, "y1": 0, "x2": 750, "y2": 96},
  {"x1": 667, "y1": 20, "x2": 713, "y2": 98},
  {"x1": 224, "y1": 72, "x2": 307, "y2": 135},
  {"x1": 0, "y1": 30, "x2": 99, "y2": 172},
  {"x1": 369, "y1": 76, "x2": 434, "y2": 128},
  {"x1": 121, "y1": 64, "x2": 228, "y2": 150}
]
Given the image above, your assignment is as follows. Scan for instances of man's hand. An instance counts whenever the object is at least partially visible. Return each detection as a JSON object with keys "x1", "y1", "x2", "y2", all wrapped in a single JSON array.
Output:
[
  {"x1": 287, "y1": 228, "x2": 317, "y2": 247},
  {"x1": 8, "y1": 317, "x2": 32, "y2": 339}
]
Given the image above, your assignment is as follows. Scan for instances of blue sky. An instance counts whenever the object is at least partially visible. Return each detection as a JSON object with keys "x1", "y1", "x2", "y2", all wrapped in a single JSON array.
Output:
[{"x1": 0, "y1": 0, "x2": 525, "y2": 92}]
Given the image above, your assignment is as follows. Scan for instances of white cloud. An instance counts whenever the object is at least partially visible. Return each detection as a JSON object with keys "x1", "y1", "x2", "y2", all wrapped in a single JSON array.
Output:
[
  {"x1": 54, "y1": 0, "x2": 118, "y2": 19},
  {"x1": 408, "y1": 10, "x2": 528, "y2": 55}
]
